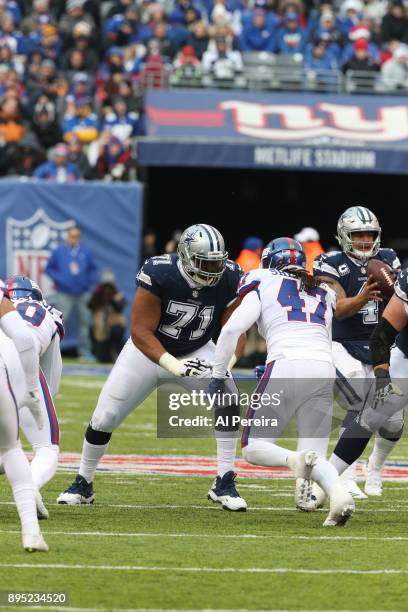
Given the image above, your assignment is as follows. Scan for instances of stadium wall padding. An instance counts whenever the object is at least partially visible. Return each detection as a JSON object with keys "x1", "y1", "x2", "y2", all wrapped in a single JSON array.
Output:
[{"x1": 0, "y1": 179, "x2": 143, "y2": 348}]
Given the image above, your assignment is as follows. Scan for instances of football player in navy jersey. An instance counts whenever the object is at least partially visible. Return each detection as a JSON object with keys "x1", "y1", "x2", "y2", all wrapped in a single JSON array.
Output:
[
  {"x1": 313, "y1": 206, "x2": 401, "y2": 498},
  {"x1": 58, "y1": 224, "x2": 247, "y2": 511},
  {"x1": 328, "y1": 268, "x2": 408, "y2": 484}
]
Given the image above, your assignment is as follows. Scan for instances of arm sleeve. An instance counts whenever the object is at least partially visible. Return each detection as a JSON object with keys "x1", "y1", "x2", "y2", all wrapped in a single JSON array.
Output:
[
  {"x1": 213, "y1": 291, "x2": 262, "y2": 378},
  {"x1": 370, "y1": 317, "x2": 399, "y2": 368},
  {"x1": 0, "y1": 310, "x2": 40, "y2": 393}
]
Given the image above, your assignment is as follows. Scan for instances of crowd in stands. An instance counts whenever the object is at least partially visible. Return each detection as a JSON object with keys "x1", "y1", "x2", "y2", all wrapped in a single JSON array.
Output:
[{"x1": 0, "y1": 0, "x2": 408, "y2": 180}]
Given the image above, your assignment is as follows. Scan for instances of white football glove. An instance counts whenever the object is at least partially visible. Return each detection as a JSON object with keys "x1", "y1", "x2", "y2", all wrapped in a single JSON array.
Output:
[
  {"x1": 24, "y1": 389, "x2": 44, "y2": 430},
  {"x1": 180, "y1": 358, "x2": 213, "y2": 378}
]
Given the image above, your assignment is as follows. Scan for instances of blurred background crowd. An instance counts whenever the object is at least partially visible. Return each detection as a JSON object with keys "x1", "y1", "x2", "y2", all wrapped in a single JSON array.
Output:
[{"x1": 1, "y1": 0, "x2": 408, "y2": 181}]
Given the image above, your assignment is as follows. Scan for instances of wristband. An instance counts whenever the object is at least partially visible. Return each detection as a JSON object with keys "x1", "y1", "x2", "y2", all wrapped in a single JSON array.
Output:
[{"x1": 158, "y1": 352, "x2": 184, "y2": 377}]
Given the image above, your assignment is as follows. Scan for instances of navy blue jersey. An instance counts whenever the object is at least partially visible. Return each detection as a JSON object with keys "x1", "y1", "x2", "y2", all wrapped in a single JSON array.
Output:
[
  {"x1": 314, "y1": 248, "x2": 400, "y2": 363},
  {"x1": 136, "y1": 253, "x2": 241, "y2": 357},
  {"x1": 394, "y1": 269, "x2": 408, "y2": 358}
]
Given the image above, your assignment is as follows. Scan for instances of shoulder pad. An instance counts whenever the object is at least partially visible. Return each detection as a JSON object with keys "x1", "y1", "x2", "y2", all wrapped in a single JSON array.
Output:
[
  {"x1": 225, "y1": 259, "x2": 242, "y2": 275},
  {"x1": 313, "y1": 251, "x2": 343, "y2": 278},
  {"x1": 395, "y1": 269, "x2": 408, "y2": 302},
  {"x1": 136, "y1": 254, "x2": 174, "y2": 294},
  {"x1": 378, "y1": 248, "x2": 401, "y2": 270}
]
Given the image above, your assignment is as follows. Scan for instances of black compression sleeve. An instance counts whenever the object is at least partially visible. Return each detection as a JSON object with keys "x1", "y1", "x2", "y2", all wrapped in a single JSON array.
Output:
[{"x1": 370, "y1": 318, "x2": 399, "y2": 367}]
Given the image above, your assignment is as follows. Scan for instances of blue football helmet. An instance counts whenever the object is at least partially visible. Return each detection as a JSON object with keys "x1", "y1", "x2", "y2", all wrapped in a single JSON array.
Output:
[
  {"x1": 261, "y1": 237, "x2": 306, "y2": 271},
  {"x1": 6, "y1": 275, "x2": 43, "y2": 301}
]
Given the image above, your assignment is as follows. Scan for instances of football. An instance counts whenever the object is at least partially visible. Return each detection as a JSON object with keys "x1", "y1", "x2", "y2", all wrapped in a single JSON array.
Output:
[{"x1": 366, "y1": 258, "x2": 396, "y2": 298}]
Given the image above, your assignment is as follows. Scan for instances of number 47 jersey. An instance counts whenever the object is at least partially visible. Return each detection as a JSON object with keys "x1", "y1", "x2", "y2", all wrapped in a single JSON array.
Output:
[{"x1": 238, "y1": 268, "x2": 336, "y2": 364}]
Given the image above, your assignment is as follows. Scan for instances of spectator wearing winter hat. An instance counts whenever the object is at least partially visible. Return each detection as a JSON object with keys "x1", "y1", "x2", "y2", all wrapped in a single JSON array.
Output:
[
  {"x1": 380, "y1": 42, "x2": 408, "y2": 89},
  {"x1": 169, "y1": 0, "x2": 201, "y2": 26},
  {"x1": 310, "y1": 11, "x2": 343, "y2": 62},
  {"x1": 150, "y1": 22, "x2": 178, "y2": 60},
  {"x1": 20, "y1": 0, "x2": 52, "y2": 36},
  {"x1": 172, "y1": 44, "x2": 202, "y2": 83},
  {"x1": 339, "y1": 0, "x2": 364, "y2": 36},
  {"x1": 26, "y1": 58, "x2": 58, "y2": 100},
  {"x1": 67, "y1": 134, "x2": 93, "y2": 179},
  {"x1": 306, "y1": 0, "x2": 335, "y2": 36},
  {"x1": 236, "y1": 237, "x2": 264, "y2": 272},
  {"x1": 381, "y1": 0, "x2": 408, "y2": 45},
  {"x1": 37, "y1": 23, "x2": 61, "y2": 63},
  {"x1": 104, "y1": 4, "x2": 151, "y2": 47},
  {"x1": 342, "y1": 37, "x2": 380, "y2": 82},
  {"x1": 58, "y1": 0, "x2": 96, "y2": 48},
  {"x1": 73, "y1": 22, "x2": 98, "y2": 64},
  {"x1": 294, "y1": 227, "x2": 324, "y2": 273},
  {"x1": 95, "y1": 136, "x2": 133, "y2": 181},
  {"x1": 102, "y1": 96, "x2": 143, "y2": 141},
  {"x1": 63, "y1": 97, "x2": 99, "y2": 143},
  {"x1": 304, "y1": 36, "x2": 339, "y2": 73},
  {"x1": 277, "y1": 11, "x2": 307, "y2": 54},
  {"x1": 239, "y1": 8, "x2": 278, "y2": 52},
  {"x1": 33, "y1": 142, "x2": 80, "y2": 181},
  {"x1": 98, "y1": 46, "x2": 125, "y2": 82},
  {"x1": 341, "y1": 23, "x2": 380, "y2": 64},
  {"x1": 202, "y1": 36, "x2": 243, "y2": 80},
  {"x1": 31, "y1": 95, "x2": 62, "y2": 149}
]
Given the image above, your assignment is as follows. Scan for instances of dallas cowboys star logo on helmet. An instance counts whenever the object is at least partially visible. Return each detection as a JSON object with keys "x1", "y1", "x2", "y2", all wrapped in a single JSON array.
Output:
[{"x1": 182, "y1": 230, "x2": 198, "y2": 247}]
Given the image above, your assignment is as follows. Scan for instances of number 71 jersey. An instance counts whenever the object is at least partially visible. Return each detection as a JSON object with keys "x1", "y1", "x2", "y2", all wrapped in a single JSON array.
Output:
[
  {"x1": 136, "y1": 253, "x2": 242, "y2": 357},
  {"x1": 238, "y1": 269, "x2": 336, "y2": 363}
]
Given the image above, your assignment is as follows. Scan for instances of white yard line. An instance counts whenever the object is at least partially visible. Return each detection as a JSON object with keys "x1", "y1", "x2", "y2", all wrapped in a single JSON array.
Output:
[
  {"x1": 1, "y1": 530, "x2": 408, "y2": 542},
  {"x1": 1, "y1": 501, "x2": 408, "y2": 512},
  {"x1": 0, "y1": 563, "x2": 407, "y2": 575}
]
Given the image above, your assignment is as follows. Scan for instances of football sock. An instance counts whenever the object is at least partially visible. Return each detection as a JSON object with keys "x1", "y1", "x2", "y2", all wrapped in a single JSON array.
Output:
[
  {"x1": 368, "y1": 436, "x2": 398, "y2": 471},
  {"x1": 330, "y1": 420, "x2": 372, "y2": 476},
  {"x1": 243, "y1": 440, "x2": 295, "y2": 467},
  {"x1": 311, "y1": 459, "x2": 340, "y2": 495},
  {"x1": 216, "y1": 437, "x2": 237, "y2": 477},
  {"x1": 79, "y1": 440, "x2": 108, "y2": 483},
  {"x1": 2, "y1": 447, "x2": 39, "y2": 536},
  {"x1": 30, "y1": 445, "x2": 59, "y2": 490}
]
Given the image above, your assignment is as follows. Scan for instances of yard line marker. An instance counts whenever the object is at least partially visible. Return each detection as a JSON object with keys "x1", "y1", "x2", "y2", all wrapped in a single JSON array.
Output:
[{"x1": 0, "y1": 563, "x2": 408, "y2": 575}]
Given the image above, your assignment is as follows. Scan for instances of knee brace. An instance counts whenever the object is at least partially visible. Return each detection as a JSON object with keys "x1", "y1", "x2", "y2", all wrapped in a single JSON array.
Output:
[
  {"x1": 85, "y1": 425, "x2": 112, "y2": 445},
  {"x1": 214, "y1": 403, "x2": 240, "y2": 432}
]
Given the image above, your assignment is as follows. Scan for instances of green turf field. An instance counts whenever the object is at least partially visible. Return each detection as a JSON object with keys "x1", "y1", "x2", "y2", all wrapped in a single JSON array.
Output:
[{"x1": 1, "y1": 365, "x2": 408, "y2": 611}]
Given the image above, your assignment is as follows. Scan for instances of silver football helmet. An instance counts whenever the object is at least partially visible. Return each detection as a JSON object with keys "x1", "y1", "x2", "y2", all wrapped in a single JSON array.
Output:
[
  {"x1": 178, "y1": 223, "x2": 228, "y2": 287},
  {"x1": 336, "y1": 206, "x2": 381, "y2": 260}
]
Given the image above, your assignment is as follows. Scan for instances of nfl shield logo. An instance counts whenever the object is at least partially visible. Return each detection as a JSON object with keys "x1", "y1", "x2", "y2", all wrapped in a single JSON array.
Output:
[{"x1": 6, "y1": 209, "x2": 75, "y2": 298}]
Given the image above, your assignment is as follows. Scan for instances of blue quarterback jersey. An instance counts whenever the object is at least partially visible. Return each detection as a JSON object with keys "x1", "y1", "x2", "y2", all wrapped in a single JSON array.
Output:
[
  {"x1": 136, "y1": 254, "x2": 242, "y2": 357},
  {"x1": 314, "y1": 248, "x2": 400, "y2": 364},
  {"x1": 394, "y1": 269, "x2": 408, "y2": 358}
]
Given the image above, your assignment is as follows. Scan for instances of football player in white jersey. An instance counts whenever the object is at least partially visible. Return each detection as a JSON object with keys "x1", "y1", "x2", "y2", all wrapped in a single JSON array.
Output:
[
  {"x1": 3, "y1": 276, "x2": 64, "y2": 520},
  {"x1": 0, "y1": 280, "x2": 48, "y2": 552},
  {"x1": 210, "y1": 238, "x2": 355, "y2": 526}
]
